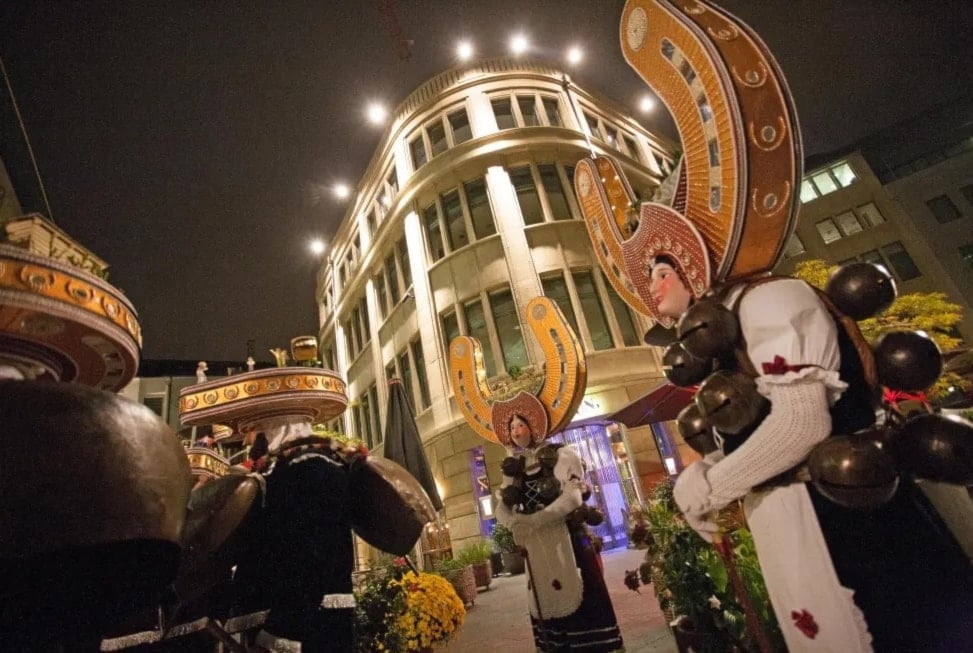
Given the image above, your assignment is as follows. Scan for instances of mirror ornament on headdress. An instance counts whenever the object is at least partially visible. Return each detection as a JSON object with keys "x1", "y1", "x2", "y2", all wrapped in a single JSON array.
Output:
[
  {"x1": 575, "y1": 0, "x2": 803, "y2": 325},
  {"x1": 449, "y1": 296, "x2": 586, "y2": 447}
]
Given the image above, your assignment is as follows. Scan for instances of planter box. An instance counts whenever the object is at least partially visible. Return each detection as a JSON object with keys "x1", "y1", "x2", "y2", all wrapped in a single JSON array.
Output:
[
  {"x1": 500, "y1": 550, "x2": 525, "y2": 576},
  {"x1": 442, "y1": 565, "x2": 477, "y2": 607},
  {"x1": 471, "y1": 560, "x2": 492, "y2": 590}
]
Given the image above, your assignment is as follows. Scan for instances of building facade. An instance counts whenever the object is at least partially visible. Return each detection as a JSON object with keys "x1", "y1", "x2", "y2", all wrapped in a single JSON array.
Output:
[
  {"x1": 776, "y1": 97, "x2": 973, "y2": 341},
  {"x1": 315, "y1": 59, "x2": 685, "y2": 553}
]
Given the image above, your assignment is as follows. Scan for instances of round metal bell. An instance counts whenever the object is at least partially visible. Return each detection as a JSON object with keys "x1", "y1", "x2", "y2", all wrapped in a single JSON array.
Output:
[
  {"x1": 873, "y1": 330, "x2": 943, "y2": 392},
  {"x1": 676, "y1": 299, "x2": 740, "y2": 360},
  {"x1": 535, "y1": 444, "x2": 560, "y2": 470},
  {"x1": 694, "y1": 370, "x2": 767, "y2": 435},
  {"x1": 676, "y1": 402, "x2": 718, "y2": 455},
  {"x1": 887, "y1": 413, "x2": 973, "y2": 485},
  {"x1": 500, "y1": 484, "x2": 524, "y2": 507},
  {"x1": 535, "y1": 475, "x2": 561, "y2": 504},
  {"x1": 584, "y1": 506, "x2": 605, "y2": 526},
  {"x1": 808, "y1": 435, "x2": 899, "y2": 509},
  {"x1": 501, "y1": 456, "x2": 525, "y2": 478},
  {"x1": 662, "y1": 342, "x2": 713, "y2": 387},
  {"x1": 825, "y1": 262, "x2": 897, "y2": 320}
]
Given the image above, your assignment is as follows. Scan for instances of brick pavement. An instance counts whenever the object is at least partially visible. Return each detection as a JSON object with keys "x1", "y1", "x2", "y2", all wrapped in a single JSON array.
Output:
[{"x1": 442, "y1": 547, "x2": 676, "y2": 652}]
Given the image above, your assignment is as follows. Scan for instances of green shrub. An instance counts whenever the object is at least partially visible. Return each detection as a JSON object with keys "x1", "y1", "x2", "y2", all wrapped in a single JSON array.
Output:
[{"x1": 455, "y1": 539, "x2": 493, "y2": 565}]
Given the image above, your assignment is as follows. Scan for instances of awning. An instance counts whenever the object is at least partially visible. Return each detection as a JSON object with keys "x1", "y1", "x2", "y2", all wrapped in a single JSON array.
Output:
[{"x1": 608, "y1": 382, "x2": 695, "y2": 428}]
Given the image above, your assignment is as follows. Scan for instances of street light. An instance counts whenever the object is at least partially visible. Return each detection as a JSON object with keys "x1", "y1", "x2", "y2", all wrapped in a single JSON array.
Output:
[
  {"x1": 366, "y1": 102, "x2": 387, "y2": 125},
  {"x1": 509, "y1": 33, "x2": 529, "y2": 56},
  {"x1": 639, "y1": 95, "x2": 656, "y2": 113},
  {"x1": 566, "y1": 46, "x2": 583, "y2": 66},
  {"x1": 457, "y1": 40, "x2": 474, "y2": 61},
  {"x1": 309, "y1": 239, "x2": 326, "y2": 256},
  {"x1": 333, "y1": 183, "x2": 350, "y2": 200}
]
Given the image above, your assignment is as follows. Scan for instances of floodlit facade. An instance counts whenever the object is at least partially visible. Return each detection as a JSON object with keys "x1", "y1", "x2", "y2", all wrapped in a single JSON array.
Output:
[
  {"x1": 776, "y1": 97, "x2": 973, "y2": 341},
  {"x1": 315, "y1": 58, "x2": 685, "y2": 553}
]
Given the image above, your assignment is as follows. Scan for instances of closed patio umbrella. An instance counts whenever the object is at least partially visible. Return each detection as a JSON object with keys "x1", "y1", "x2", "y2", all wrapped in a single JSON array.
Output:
[{"x1": 382, "y1": 378, "x2": 443, "y2": 511}]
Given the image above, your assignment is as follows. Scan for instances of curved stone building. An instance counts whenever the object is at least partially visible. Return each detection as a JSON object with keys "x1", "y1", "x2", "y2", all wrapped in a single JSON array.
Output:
[{"x1": 316, "y1": 58, "x2": 686, "y2": 554}]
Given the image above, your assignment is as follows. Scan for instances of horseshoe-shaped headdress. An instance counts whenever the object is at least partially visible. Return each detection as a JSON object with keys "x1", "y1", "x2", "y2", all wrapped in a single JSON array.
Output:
[
  {"x1": 574, "y1": 0, "x2": 803, "y2": 326},
  {"x1": 449, "y1": 296, "x2": 587, "y2": 447}
]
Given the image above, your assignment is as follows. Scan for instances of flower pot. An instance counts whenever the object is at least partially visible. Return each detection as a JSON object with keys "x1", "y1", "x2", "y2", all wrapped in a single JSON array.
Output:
[
  {"x1": 672, "y1": 617, "x2": 725, "y2": 653},
  {"x1": 471, "y1": 560, "x2": 492, "y2": 590},
  {"x1": 500, "y1": 550, "x2": 525, "y2": 575},
  {"x1": 443, "y1": 565, "x2": 477, "y2": 607}
]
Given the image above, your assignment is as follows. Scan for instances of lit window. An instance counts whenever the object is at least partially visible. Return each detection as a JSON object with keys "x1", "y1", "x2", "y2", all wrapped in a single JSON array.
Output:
[
  {"x1": 573, "y1": 271, "x2": 612, "y2": 350},
  {"x1": 428, "y1": 120, "x2": 448, "y2": 157},
  {"x1": 489, "y1": 288, "x2": 528, "y2": 373},
  {"x1": 411, "y1": 340, "x2": 430, "y2": 409},
  {"x1": 784, "y1": 233, "x2": 806, "y2": 258},
  {"x1": 539, "y1": 164, "x2": 571, "y2": 220},
  {"x1": 959, "y1": 243, "x2": 973, "y2": 270},
  {"x1": 856, "y1": 202, "x2": 886, "y2": 227},
  {"x1": 448, "y1": 108, "x2": 472, "y2": 145},
  {"x1": 517, "y1": 95, "x2": 539, "y2": 127},
  {"x1": 465, "y1": 178, "x2": 496, "y2": 239},
  {"x1": 464, "y1": 299, "x2": 496, "y2": 378},
  {"x1": 423, "y1": 203, "x2": 445, "y2": 261},
  {"x1": 604, "y1": 124, "x2": 619, "y2": 147},
  {"x1": 811, "y1": 171, "x2": 838, "y2": 195},
  {"x1": 800, "y1": 179, "x2": 819, "y2": 204},
  {"x1": 511, "y1": 166, "x2": 544, "y2": 225},
  {"x1": 831, "y1": 162, "x2": 857, "y2": 187},
  {"x1": 834, "y1": 211, "x2": 863, "y2": 236},
  {"x1": 926, "y1": 194, "x2": 961, "y2": 223},
  {"x1": 492, "y1": 97, "x2": 516, "y2": 130},
  {"x1": 622, "y1": 134, "x2": 642, "y2": 163},
  {"x1": 816, "y1": 218, "x2": 842, "y2": 244},
  {"x1": 881, "y1": 241, "x2": 921, "y2": 281},
  {"x1": 583, "y1": 111, "x2": 600, "y2": 137},
  {"x1": 409, "y1": 135, "x2": 427, "y2": 170},
  {"x1": 541, "y1": 98, "x2": 562, "y2": 127}
]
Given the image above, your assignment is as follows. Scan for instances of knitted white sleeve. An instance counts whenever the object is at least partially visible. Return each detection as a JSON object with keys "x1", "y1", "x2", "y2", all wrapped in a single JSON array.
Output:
[{"x1": 703, "y1": 379, "x2": 832, "y2": 509}]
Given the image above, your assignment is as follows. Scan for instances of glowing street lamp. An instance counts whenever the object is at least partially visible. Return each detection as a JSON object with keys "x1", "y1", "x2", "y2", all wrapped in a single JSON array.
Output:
[
  {"x1": 509, "y1": 34, "x2": 529, "y2": 56},
  {"x1": 566, "y1": 46, "x2": 583, "y2": 66},
  {"x1": 366, "y1": 102, "x2": 387, "y2": 125},
  {"x1": 333, "y1": 183, "x2": 350, "y2": 200},
  {"x1": 639, "y1": 95, "x2": 656, "y2": 113},
  {"x1": 309, "y1": 239, "x2": 326, "y2": 256},
  {"x1": 457, "y1": 40, "x2": 474, "y2": 61}
]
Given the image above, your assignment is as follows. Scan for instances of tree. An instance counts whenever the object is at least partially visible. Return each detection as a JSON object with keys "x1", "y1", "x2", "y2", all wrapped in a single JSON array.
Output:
[{"x1": 792, "y1": 259, "x2": 968, "y2": 400}]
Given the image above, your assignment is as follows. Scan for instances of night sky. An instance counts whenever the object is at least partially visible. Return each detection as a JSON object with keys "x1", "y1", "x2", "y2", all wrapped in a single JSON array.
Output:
[{"x1": 1, "y1": 1, "x2": 971, "y2": 362}]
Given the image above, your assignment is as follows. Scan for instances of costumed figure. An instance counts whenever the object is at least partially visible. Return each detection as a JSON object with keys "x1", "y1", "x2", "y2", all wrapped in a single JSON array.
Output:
[
  {"x1": 178, "y1": 338, "x2": 436, "y2": 652},
  {"x1": 574, "y1": 2, "x2": 973, "y2": 651},
  {"x1": 450, "y1": 297, "x2": 623, "y2": 652}
]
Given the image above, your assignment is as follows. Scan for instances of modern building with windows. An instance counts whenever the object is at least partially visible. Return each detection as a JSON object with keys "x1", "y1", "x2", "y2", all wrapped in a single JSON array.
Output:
[
  {"x1": 315, "y1": 58, "x2": 683, "y2": 553},
  {"x1": 776, "y1": 96, "x2": 973, "y2": 341}
]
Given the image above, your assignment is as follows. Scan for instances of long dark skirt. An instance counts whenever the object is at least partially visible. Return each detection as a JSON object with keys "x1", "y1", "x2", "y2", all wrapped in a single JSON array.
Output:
[
  {"x1": 809, "y1": 479, "x2": 973, "y2": 653},
  {"x1": 530, "y1": 533, "x2": 623, "y2": 652}
]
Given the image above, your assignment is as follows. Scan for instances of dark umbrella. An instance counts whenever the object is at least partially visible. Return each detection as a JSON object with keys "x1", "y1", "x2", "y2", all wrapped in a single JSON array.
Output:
[
  {"x1": 382, "y1": 378, "x2": 443, "y2": 511},
  {"x1": 609, "y1": 382, "x2": 696, "y2": 428}
]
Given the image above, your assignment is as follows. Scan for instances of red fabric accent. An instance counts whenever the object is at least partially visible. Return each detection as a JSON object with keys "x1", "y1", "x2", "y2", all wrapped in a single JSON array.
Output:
[
  {"x1": 791, "y1": 609, "x2": 819, "y2": 639},
  {"x1": 761, "y1": 355, "x2": 813, "y2": 376}
]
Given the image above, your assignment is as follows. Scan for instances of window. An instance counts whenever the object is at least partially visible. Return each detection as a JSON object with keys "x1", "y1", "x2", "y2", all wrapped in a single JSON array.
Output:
[
  {"x1": 409, "y1": 135, "x2": 427, "y2": 170},
  {"x1": 358, "y1": 390, "x2": 374, "y2": 448},
  {"x1": 385, "y1": 253, "x2": 400, "y2": 305},
  {"x1": 448, "y1": 108, "x2": 472, "y2": 145},
  {"x1": 343, "y1": 319, "x2": 355, "y2": 360},
  {"x1": 859, "y1": 249, "x2": 888, "y2": 274},
  {"x1": 573, "y1": 271, "x2": 613, "y2": 350},
  {"x1": 960, "y1": 243, "x2": 973, "y2": 270},
  {"x1": 428, "y1": 120, "x2": 448, "y2": 157},
  {"x1": 831, "y1": 162, "x2": 857, "y2": 187},
  {"x1": 816, "y1": 218, "x2": 842, "y2": 244},
  {"x1": 784, "y1": 233, "x2": 806, "y2": 258},
  {"x1": 366, "y1": 207, "x2": 378, "y2": 237},
  {"x1": 834, "y1": 211, "x2": 863, "y2": 236},
  {"x1": 411, "y1": 340, "x2": 430, "y2": 410},
  {"x1": 397, "y1": 237, "x2": 412, "y2": 291},
  {"x1": 464, "y1": 299, "x2": 496, "y2": 378},
  {"x1": 856, "y1": 202, "x2": 885, "y2": 227},
  {"x1": 358, "y1": 296, "x2": 370, "y2": 344},
  {"x1": 800, "y1": 161, "x2": 857, "y2": 203},
  {"x1": 926, "y1": 194, "x2": 961, "y2": 223},
  {"x1": 583, "y1": 111, "x2": 600, "y2": 136},
  {"x1": 881, "y1": 241, "x2": 920, "y2": 281},
  {"x1": 465, "y1": 178, "x2": 496, "y2": 239},
  {"x1": 489, "y1": 288, "x2": 528, "y2": 374},
  {"x1": 492, "y1": 97, "x2": 516, "y2": 130},
  {"x1": 517, "y1": 95, "x2": 539, "y2": 126},
  {"x1": 322, "y1": 341, "x2": 336, "y2": 371},
  {"x1": 622, "y1": 134, "x2": 642, "y2": 163},
  {"x1": 441, "y1": 310, "x2": 461, "y2": 356},
  {"x1": 511, "y1": 167, "x2": 544, "y2": 225},
  {"x1": 800, "y1": 180, "x2": 818, "y2": 204},
  {"x1": 811, "y1": 171, "x2": 838, "y2": 196},
  {"x1": 398, "y1": 349, "x2": 414, "y2": 413},
  {"x1": 368, "y1": 384, "x2": 380, "y2": 444},
  {"x1": 374, "y1": 270, "x2": 388, "y2": 320},
  {"x1": 541, "y1": 97, "x2": 562, "y2": 127},
  {"x1": 541, "y1": 275, "x2": 580, "y2": 336},
  {"x1": 442, "y1": 189, "x2": 468, "y2": 250},
  {"x1": 423, "y1": 204, "x2": 445, "y2": 261},
  {"x1": 604, "y1": 281, "x2": 640, "y2": 347},
  {"x1": 539, "y1": 164, "x2": 571, "y2": 220}
]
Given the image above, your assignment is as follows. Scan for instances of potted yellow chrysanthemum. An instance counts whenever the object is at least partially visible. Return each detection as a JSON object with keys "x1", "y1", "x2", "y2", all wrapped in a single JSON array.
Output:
[{"x1": 389, "y1": 571, "x2": 466, "y2": 651}]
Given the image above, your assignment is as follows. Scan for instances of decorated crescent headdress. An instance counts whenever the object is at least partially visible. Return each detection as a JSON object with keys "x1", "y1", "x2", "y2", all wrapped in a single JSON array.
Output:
[
  {"x1": 449, "y1": 296, "x2": 586, "y2": 448},
  {"x1": 574, "y1": 0, "x2": 803, "y2": 326}
]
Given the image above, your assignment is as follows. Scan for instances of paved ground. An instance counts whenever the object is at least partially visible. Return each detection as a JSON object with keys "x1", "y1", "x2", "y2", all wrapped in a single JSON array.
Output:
[{"x1": 442, "y1": 547, "x2": 677, "y2": 652}]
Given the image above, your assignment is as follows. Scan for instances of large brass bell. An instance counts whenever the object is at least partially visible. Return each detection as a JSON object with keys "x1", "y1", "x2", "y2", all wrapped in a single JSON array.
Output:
[
  {"x1": 873, "y1": 330, "x2": 943, "y2": 392},
  {"x1": 534, "y1": 475, "x2": 561, "y2": 505},
  {"x1": 825, "y1": 262, "x2": 897, "y2": 320},
  {"x1": 808, "y1": 435, "x2": 899, "y2": 509},
  {"x1": 501, "y1": 484, "x2": 524, "y2": 507},
  {"x1": 887, "y1": 413, "x2": 973, "y2": 485},
  {"x1": 536, "y1": 444, "x2": 560, "y2": 470},
  {"x1": 695, "y1": 370, "x2": 768, "y2": 435},
  {"x1": 676, "y1": 299, "x2": 740, "y2": 360},
  {"x1": 676, "y1": 402, "x2": 718, "y2": 455},
  {"x1": 662, "y1": 342, "x2": 713, "y2": 387},
  {"x1": 501, "y1": 456, "x2": 525, "y2": 478}
]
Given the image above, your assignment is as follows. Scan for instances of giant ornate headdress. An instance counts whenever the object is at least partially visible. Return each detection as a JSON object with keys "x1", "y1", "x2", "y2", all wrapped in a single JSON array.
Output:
[
  {"x1": 449, "y1": 296, "x2": 586, "y2": 448},
  {"x1": 574, "y1": 0, "x2": 803, "y2": 327}
]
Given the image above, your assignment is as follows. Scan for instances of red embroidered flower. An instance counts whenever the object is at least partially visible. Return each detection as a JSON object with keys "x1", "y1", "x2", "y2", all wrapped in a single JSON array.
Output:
[
  {"x1": 551, "y1": 579, "x2": 562, "y2": 590},
  {"x1": 791, "y1": 609, "x2": 819, "y2": 639},
  {"x1": 761, "y1": 355, "x2": 812, "y2": 376}
]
